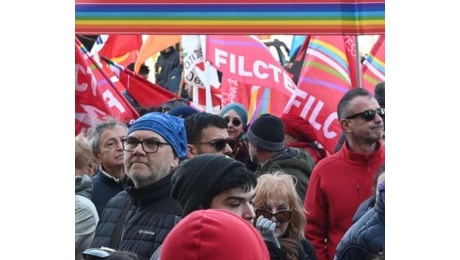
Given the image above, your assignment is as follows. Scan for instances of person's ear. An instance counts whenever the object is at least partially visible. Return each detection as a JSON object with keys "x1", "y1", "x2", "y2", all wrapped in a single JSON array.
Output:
[
  {"x1": 187, "y1": 144, "x2": 198, "y2": 158},
  {"x1": 340, "y1": 119, "x2": 353, "y2": 133}
]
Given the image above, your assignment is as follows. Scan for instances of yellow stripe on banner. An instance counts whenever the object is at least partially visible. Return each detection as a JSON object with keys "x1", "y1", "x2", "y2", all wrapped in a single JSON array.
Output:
[
  {"x1": 247, "y1": 86, "x2": 260, "y2": 123},
  {"x1": 75, "y1": 20, "x2": 385, "y2": 26}
]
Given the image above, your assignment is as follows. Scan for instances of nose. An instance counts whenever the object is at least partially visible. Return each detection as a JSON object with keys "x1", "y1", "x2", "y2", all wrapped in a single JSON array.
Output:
[
  {"x1": 244, "y1": 203, "x2": 256, "y2": 222},
  {"x1": 224, "y1": 143, "x2": 233, "y2": 154},
  {"x1": 116, "y1": 139, "x2": 124, "y2": 150},
  {"x1": 132, "y1": 142, "x2": 145, "y2": 155}
]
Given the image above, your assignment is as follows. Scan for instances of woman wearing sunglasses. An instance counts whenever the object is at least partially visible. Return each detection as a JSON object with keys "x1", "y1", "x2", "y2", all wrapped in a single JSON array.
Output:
[
  {"x1": 254, "y1": 171, "x2": 317, "y2": 260},
  {"x1": 220, "y1": 102, "x2": 258, "y2": 171}
]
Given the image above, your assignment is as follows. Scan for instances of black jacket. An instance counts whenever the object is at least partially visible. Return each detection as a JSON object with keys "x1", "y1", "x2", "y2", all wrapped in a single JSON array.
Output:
[
  {"x1": 91, "y1": 169, "x2": 125, "y2": 216},
  {"x1": 90, "y1": 174, "x2": 183, "y2": 260},
  {"x1": 154, "y1": 48, "x2": 180, "y2": 89}
]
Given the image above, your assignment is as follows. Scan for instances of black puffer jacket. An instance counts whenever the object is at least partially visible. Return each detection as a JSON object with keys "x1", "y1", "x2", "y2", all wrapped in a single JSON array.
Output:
[
  {"x1": 334, "y1": 183, "x2": 385, "y2": 260},
  {"x1": 91, "y1": 174, "x2": 182, "y2": 260}
]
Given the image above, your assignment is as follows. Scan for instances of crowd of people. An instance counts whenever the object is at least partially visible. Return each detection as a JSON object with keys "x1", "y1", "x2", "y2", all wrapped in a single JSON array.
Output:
[{"x1": 75, "y1": 81, "x2": 385, "y2": 260}]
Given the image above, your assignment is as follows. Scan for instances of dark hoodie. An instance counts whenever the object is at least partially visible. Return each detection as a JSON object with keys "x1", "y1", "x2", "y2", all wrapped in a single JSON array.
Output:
[{"x1": 255, "y1": 147, "x2": 315, "y2": 203}]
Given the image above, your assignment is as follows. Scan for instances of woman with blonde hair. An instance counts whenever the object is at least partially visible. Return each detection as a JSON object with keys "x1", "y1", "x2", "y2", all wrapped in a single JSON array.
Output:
[{"x1": 254, "y1": 171, "x2": 317, "y2": 260}]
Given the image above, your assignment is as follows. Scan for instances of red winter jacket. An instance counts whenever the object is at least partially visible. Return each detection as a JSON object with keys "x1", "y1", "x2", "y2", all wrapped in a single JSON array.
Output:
[{"x1": 304, "y1": 140, "x2": 384, "y2": 260}]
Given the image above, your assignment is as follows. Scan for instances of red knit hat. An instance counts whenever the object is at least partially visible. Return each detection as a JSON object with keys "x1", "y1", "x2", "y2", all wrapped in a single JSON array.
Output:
[
  {"x1": 161, "y1": 209, "x2": 270, "y2": 260},
  {"x1": 281, "y1": 113, "x2": 317, "y2": 142}
]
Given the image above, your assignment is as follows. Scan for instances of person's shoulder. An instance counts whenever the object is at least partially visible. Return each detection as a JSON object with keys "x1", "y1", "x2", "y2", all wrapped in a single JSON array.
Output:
[{"x1": 310, "y1": 152, "x2": 344, "y2": 172}]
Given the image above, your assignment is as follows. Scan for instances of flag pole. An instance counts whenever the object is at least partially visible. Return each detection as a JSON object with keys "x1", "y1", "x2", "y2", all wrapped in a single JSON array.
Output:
[{"x1": 355, "y1": 36, "x2": 363, "y2": 88}]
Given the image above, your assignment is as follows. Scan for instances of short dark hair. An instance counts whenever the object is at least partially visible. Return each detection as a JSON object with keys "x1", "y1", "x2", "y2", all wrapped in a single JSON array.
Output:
[
  {"x1": 337, "y1": 88, "x2": 372, "y2": 120},
  {"x1": 160, "y1": 98, "x2": 189, "y2": 113},
  {"x1": 184, "y1": 113, "x2": 228, "y2": 143}
]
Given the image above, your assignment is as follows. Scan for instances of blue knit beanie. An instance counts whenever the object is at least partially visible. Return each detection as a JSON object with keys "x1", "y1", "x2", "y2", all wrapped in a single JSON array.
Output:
[
  {"x1": 167, "y1": 105, "x2": 200, "y2": 118},
  {"x1": 128, "y1": 112, "x2": 188, "y2": 160},
  {"x1": 220, "y1": 103, "x2": 248, "y2": 129}
]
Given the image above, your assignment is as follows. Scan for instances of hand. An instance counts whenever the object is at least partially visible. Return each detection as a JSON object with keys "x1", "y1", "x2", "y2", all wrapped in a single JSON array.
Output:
[{"x1": 255, "y1": 215, "x2": 281, "y2": 249}]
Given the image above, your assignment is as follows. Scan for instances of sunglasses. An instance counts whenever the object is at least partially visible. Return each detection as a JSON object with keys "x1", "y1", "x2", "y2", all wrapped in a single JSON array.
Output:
[
  {"x1": 82, "y1": 247, "x2": 116, "y2": 259},
  {"x1": 224, "y1": 116, "x2": 242, "y2": 127},
  {"x1": 345, "y1": 108, "x2": 385, "y2": 121},
  {"x1": 192, "y1": 139, "x2": 228, "y2": 152},
  {"x1": 255, "y1": 209, "x2": 292, "y2": 223}
]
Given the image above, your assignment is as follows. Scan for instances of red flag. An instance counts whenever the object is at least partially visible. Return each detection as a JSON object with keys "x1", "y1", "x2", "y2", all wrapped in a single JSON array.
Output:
[
  {"x1": 98, "y1": 35, "x2": 142, "y2": 61},
  {"x1": 283, "y1": 35, "x2": 358, "y2": 154},
  {"x1": 75, "y1": 37, "x2": 139, "y2": 136},
  {"x1": 361, "y1": 35, "x2": 385, "y2": 92},
  {"x1": 205, "y1": 35, "x2": 296, "y2": 99},
  {"x1": 103, "y1": 57, "x2": 184, "y2": 108}
]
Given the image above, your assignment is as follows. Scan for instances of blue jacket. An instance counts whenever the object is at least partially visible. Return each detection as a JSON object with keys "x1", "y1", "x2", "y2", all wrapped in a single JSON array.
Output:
[{"x1": 334, "y1": 182, "x2": 385, "y2": 260}]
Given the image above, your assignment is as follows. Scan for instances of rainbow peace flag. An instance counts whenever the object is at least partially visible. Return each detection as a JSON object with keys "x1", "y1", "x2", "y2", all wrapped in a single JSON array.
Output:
[
  {"x1": 75, "y1": 0, "x2": 385, "y2": 35},
  {"x1": 361, "y1": 35, "x2": 385, "y2": 91}
]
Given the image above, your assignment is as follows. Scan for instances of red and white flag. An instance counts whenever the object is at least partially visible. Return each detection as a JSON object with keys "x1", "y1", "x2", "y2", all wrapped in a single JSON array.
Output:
[
  {"x1": 283, "y1": 35, "x2": 359, "y2": 154},
  {"x1": 75, "y1": 37, "x2": 139, "y2": 136},
  {"x1": 104, "y1": 57, "x2": 185, "y2": 109},
  {"x1": 205, "y1": 35, "x2": 296, "y2": 99}
]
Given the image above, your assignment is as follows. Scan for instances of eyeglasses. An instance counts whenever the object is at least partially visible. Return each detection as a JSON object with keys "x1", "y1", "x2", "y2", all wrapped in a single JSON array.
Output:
[
  {"x1": 255, "y1": 209, "x2": 292, "y2": 223},
  {"x1": 224, "y1": 116, "x2": 242, "y2": 127},
  {"x1": 345, "y1": 108, "x2": 385, "y2": 121},
  {"x1": 82, "y1": 247, "x2": 116, "y2": 259},
  {"x1": 121, "y1": 137, "x2": 169, "y2": 153},
  {"x1": 191, "y1": 139, "x2": 228, "y2": 152}
]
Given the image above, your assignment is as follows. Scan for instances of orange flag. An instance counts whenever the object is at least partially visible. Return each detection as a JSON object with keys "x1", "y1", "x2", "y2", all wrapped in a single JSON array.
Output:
[{"x1": 134, "y1": 35, "x2": 181, "y2": 73}]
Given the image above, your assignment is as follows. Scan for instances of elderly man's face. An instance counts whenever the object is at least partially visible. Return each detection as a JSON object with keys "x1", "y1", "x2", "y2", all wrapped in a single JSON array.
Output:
[{"x1": 123, "y1": 130, "x2": 179, "y2": 188}]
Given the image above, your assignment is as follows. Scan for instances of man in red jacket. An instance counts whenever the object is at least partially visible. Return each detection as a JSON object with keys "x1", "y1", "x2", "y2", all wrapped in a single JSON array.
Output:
[{"x1": 304, "y1": 88, "x2": 385, "y2": 260}]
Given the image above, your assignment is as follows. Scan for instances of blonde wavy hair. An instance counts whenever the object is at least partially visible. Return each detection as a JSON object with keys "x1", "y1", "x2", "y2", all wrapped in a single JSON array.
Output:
[{"x1": 253, "y1": 170, "x2": 306, "y2": 239}]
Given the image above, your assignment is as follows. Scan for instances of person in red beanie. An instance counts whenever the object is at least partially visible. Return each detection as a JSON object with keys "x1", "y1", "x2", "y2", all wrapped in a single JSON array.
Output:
[
  {"x1": 160, "y1": 209, "x2": 270, "y2": 260},
  {"x1": 280, "y1": 113, "x2": 327, "y2": 164}
]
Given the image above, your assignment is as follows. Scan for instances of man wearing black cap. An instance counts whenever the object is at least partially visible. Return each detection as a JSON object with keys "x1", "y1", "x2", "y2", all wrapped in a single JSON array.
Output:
[
  {"x1": 91, "y1": 112, "x2": 188, "y2": 260},
  {"x1": 247, "y1": 113, "x2": 315, "y2": 202},
  {"x1": 155, "y1": 154, "x2": 285, "y2": 260},
  {"x1": 149, "y1": 154, "x2": 267, "y2": 260}
]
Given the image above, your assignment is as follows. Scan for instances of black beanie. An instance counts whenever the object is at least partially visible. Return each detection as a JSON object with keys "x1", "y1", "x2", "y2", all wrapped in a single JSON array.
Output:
[
  {"x1": 171, "y1": 154, "x2": 247, "y2": 217},
  {"x1": 247, "y1": 114, "x2": 285, "y2": 151}
]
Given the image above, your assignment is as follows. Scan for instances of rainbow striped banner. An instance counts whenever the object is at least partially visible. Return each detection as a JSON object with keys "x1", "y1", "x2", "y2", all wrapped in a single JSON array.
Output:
[{"x1": 75, "y1": 0, "x2": 385, "y2": 35}]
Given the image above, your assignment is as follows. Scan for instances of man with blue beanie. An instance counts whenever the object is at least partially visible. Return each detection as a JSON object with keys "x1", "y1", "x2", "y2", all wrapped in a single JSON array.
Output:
[{"x1": 91, "y1": 112, "x2": 187, "y2": 260}]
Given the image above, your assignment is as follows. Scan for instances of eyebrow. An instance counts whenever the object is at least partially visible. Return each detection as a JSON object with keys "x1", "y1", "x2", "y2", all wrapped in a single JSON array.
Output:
[
  {"x1": 128, "y1": 136, "x2": 164, "y2": 142},
  {"x1": 224, "y1": 193, "x2": 256, "y2": 202}
]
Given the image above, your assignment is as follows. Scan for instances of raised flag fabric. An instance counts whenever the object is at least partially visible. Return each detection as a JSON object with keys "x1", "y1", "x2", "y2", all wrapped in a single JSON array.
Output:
[
  {"x1": 103, "y1": 57, "x2": 183, "y2": 109},
  {"x1": 283, "y1": 35, "x2": 359, "y2": 154},
  {"x1": 182, "y1": 35, "x2": 222, "y2": 109},
  {"x1": 98, "y1": 35, "x2": 142, "y2": 61},
  {"x1": 361, "y1": 35, "x2": 385, "y2": 92},
  {"x1": 89, "y1": 34, "x2": 139, "y2": 92},
  {"x1": 220, "y1": 74, "x2": 290, "y2": 125},
  {"x1": 75, "y1": 0, "x2": 385, "y2": 35},
  {"x1": 205, "y1": 35, "x2": 296, "y2": 100},
  {"x1": 75, "y1": 37, "x2": 139, "y2": 136},
  {"x1": 134, "y1": 35, "x2": 181, "y2": 74}
]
